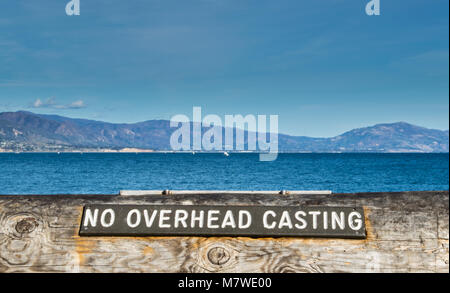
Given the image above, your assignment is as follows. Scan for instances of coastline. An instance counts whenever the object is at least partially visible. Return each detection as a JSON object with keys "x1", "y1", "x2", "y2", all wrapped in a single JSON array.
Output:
[{"x1": 1, "y1": 148, "x2": 449, "y2": 154}]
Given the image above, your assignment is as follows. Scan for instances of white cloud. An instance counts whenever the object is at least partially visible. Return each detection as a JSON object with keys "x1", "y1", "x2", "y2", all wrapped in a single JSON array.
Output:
[
  {"x1": 32, "y1": 98, "x2": 86, "y2": 109},
  {"x1": 67, "y1": 100, "x2": 85, "y2": 109},
  {"x1": 33, "y1": 97, "x2": 55, "y2": 108},
  {"x1": 33, "y1": 99, "x2": 43, "y2": 108}
]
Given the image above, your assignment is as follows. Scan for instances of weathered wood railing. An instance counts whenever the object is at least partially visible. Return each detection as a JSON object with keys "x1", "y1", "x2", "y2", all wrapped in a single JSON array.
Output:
[{"x1": 0, "y1": 191, "x2": 448, "y2": 273}]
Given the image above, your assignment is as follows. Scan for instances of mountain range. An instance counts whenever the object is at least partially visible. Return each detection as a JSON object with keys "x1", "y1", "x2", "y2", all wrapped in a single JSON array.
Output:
[{"x1": 0, "y1": 111, "x2": 448, "y2": 152}]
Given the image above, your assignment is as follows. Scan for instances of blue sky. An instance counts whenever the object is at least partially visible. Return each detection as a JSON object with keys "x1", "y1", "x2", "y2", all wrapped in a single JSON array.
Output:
[{"x1": 0, "y1": 0, "x2": 448, "y2": 137}]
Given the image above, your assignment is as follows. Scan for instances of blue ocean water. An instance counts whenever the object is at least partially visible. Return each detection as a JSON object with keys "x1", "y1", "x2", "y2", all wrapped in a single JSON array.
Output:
[{"x1": 0, "y1": 153, "x2": 448, "y2": 194}]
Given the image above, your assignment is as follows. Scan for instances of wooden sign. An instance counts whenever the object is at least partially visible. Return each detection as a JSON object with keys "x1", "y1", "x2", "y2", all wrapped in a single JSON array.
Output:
[{"x1": 79, "y1": 205, "x2": 366, "y2": 238}]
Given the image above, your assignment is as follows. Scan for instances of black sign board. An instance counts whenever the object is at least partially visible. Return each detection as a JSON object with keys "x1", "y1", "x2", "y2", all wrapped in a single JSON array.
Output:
[{"x1": 79, "y1": 205, "x2": 366, "y2": 239}]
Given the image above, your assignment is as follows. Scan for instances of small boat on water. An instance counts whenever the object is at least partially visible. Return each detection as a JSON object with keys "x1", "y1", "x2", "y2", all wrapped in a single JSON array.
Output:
[{"x1": 223, "y1": 151, "x2": 229, "y2": 157}]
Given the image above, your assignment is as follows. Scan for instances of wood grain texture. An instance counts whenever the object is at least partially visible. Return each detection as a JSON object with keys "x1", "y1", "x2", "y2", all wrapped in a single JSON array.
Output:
[{"x1": 0, "y1": 191, "x2": 448, "y2": 273}]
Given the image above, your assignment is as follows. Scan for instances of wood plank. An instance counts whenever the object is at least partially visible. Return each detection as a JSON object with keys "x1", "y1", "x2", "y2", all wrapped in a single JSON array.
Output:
[{"x1": 0, "y1": 191, "x2": 448, "y2": 273}]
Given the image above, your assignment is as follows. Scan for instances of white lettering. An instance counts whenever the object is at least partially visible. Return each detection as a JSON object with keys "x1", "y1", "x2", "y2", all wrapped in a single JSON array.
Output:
[
  {"x1": 207, "y1": 210, "x2": 220, "y2": 228},
  {"x1": 83, "y1": 208, "x2": 98, "y2": 227},
  {"x1": 169, "y1": 115, "x2": 190, "y2": 151},
  {"x1": 193, "y1": 107, "x2": 202, "y2": 150},
  {"x1": 278, "y1": 211, "x2": 293, "y2": 229},
  {"x1": 221, "y1": 210, "x2": 236, "y2": 229},
  {"x1": 332, "y1": 211, "x2": 345, "y2": 230},
  {"x1": 191, "y1": 210, "x2": 204, "y2": 228},
  {"x1": 65, "y1": 0, "x2": 80, "y2": 16},
  {"x1": 348, "y1": 211, "x2": 363, "y2": 231},
  {"x1": 202, "y1": 115, "x2": 223, "y2": 151},
  {"x1": 169, "y1": 107, "x2": 279, "y2": 162},
  {"x1": 366, "y1": 0, "x2": 380, "y2": 16},
  {"x1": 239, "y1": 210, "x2": 252, "y2": 229},
  {"x1": 294, "y1": 211, "x2": 307, "y2": 229},
  {"x1": 263, "y1": 210, "x2": 276, "y2": 229},
  {"x1": 174, "y1": 210, "x2": 188, "y2": 228},
  {"x1": 308, "y1": 211, "x2": 321, "y2": 229},
  {"x1": 100, "y1": 209, "x2": 115, "y2": 228},
  {"x1": 143, "y1": 210, "x2": 158, "y2": 227},
  {"x1": 127, "y1": 209, "x2": 141, "y2": 228},
  {"x1": 159, "y1": 210, "x2": 172, "y2": 228},
  {"x1": 323, "y1": 211, "x2": 328, "y2": 230}
]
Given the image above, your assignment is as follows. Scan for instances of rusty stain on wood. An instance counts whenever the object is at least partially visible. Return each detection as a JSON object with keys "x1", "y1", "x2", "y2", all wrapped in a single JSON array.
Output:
[
  {"x1": 363, "y1": 206, "x2": 375, "y2": 241},
  {"x1": 0, "y1": 191, "x2": 448, "y2": 273},
  {"x1": 143, "y1": 246, "x2": 153, "y2": 255}
]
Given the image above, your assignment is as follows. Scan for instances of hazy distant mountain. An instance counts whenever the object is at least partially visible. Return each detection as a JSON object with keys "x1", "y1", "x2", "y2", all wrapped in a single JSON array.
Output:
[
  {"x1": 0, "y1": 111, "x2": 448, "y2": 152},
  {"x1": 326, "y1": 122, "x2": 449, "y2": 152}
]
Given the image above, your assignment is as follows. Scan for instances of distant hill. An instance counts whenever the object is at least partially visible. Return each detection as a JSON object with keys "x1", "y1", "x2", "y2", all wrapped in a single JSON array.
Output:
[{"x1": 0, "y1": 111, "x2": 448, "y2": 152}]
